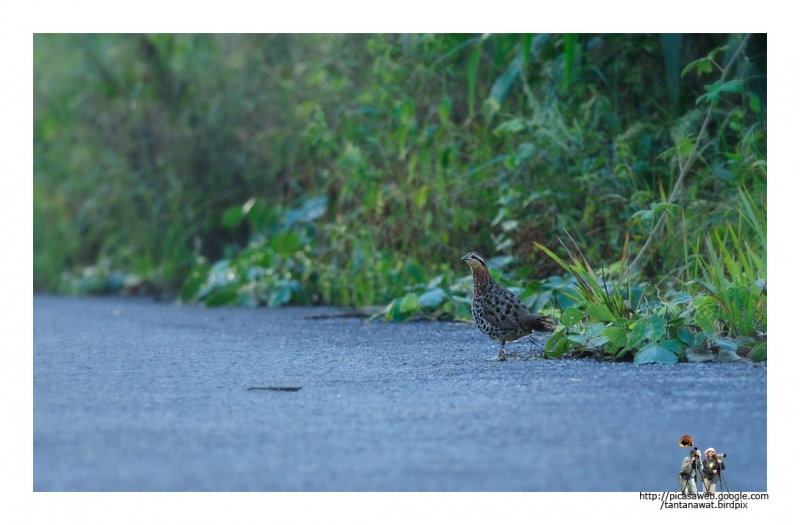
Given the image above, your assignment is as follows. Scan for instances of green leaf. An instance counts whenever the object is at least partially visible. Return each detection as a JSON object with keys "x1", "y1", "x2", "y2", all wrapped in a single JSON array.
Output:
[
  {"x1": 750, "y1": 342, "x2": 767, "y2": 362},
  {"x1": 267, "y1": 283, "x2": 294, "y2": 306},
  {"x1": 586, "y1": 322, "x2": 605, "y2": 338},
  {"x1": 180, "y1": 267, "x2": 210, "y2": 302},
  {"x1": 495, "y1": 118, "x2": 526, "y2": 135},
  {"x1": 712, "y1": 338, "x2": 741, "y2": 362},
  {"x1": 677, "y1": 326, "x2": 695, "y2": 346},
  {"x1": 626, "y1": 321, "x2": 646, "y2": 350},
  {"x1": 696, "y1": 79, "x2": 744, "y2": 105},
  {"x1": 748, "y1": 91, "x2": 761, "y2": 113},
  {"x1": 547, "y1": 334, "x2": 575, "y2": 357},
  {"x1": 204, "y1": 286, "x2": 239, "y2": 307},
  {"x1": 651, "y1": 202, "x2": 679, "y2": 215},
  {"x1": 486, "y1": 53, "x2": 523, "y2": 119},
  {"x1": 399, "y1": 293, "x2": 420, "y2": 314},
  {"x1": 692, "y1": 296, "x2": 720, "y2": 334},
  {"x1": 631, "y1": 209, "x2": 653, "y2": 222},
  {"x1": 567, "y1": 333, "x2": 588, "y2": 345},
  {"x1": 647, "y1": 315, "x2": 667, "y2": 342},
  {"x1": 419, "y1": 287, "x2": 447, "y2": 309},
  {"x1": 561, "y1": 306, "x2": 584, "y2": 326},
  {"x1": 601, "y1": 326, "x2": 627, "y2": 352},
  {"x1": 681, "y1": 57, "x2": 714, "y2": 77},
  {"x1": 660, "y1": 339, "x2": 686, "y2": 355},
  {"x1": 586, "y1": 303, "x2": 615, "y2": 322},
  {"x1": 633, "y1": 343, "x2": 679, "y2": 364},
  {"x1": 545, "y1": 327, "x2": 565, "y2": 351},
  {"x1": 514, "y1": 143, "x2": 535, "y2": 166},
  {"x1": 222, "y1": 206, "x2": 246, "y2": 228}
]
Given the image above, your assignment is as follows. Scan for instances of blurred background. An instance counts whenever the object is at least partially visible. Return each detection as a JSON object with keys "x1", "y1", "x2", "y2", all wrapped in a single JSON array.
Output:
[{"x1": 32, "y1": 34, "x2": 766, "y2": 328}]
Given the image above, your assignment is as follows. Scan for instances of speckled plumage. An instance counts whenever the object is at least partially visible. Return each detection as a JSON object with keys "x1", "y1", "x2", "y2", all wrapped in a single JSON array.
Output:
[{"x1": 462, "y1": 251, "x2": 556, "y2": 361}]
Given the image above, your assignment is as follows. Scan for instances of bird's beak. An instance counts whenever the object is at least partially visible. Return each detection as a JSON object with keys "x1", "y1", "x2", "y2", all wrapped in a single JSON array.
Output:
[{"x1": 461, "y1": 254, "x2": 469, "y2": 261}]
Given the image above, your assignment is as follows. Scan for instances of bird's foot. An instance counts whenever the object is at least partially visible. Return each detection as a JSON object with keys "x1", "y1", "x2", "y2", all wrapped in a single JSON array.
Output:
[{"x1": 489, "y1": 350, "x2": 507, "y2": 362}]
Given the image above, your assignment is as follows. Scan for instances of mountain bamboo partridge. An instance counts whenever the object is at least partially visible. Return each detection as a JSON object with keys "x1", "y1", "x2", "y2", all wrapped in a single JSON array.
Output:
[{"x1": 462, "y1": 251, "x2": 556, "y2": 361}]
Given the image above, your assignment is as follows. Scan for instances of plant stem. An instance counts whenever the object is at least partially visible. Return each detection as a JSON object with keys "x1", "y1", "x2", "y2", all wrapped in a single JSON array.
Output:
[{"x1": 627, "y1": 33, "x2": 751, "y2": 275}]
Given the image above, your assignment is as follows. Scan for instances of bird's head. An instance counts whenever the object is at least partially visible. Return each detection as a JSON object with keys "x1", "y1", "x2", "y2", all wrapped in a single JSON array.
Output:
[{"x1": 461, "y1": 251, "x2": 488, "y2": 271}]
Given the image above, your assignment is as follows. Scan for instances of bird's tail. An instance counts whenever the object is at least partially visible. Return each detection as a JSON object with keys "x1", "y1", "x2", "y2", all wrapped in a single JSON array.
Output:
[{"x1": 523, "y1": 314, "x2": 556, "y2": 333}]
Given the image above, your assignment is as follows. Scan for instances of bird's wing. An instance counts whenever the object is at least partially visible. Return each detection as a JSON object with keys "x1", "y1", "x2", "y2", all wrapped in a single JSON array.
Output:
[{"x1": 482, "y1": 287, "x2": 529, "y2": 330}]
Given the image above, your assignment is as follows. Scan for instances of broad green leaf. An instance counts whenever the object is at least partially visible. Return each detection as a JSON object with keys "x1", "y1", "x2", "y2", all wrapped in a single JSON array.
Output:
[
  {"x1": 681, "y1": 57, "x2": 714, "y2": 77},
  {"x1": 586, "y1": 303, "x2": 615, "y2": 322},
  {"x1": 561, "y1": 306, "x2": 584, "y2": 326},
  {"x1": 602, "y1": 326, "x2": 627, "y2": 352},
  {"x1": 545, "y1": 327, "x2": 565, "y2": 351},
  {"x1": 546, "y1": 335, "x2": 573, "y2": 358},
  {"x1": 567, "y1": 333, "x2": 588, "y2": 345},
  {"x1": 696, "y1": 80, "x2": 744, "y2": 105},
  {"x1": 399, "y1": 293, "x2": 420, "y2": 314},
  {"x1": 693, "y1": 331, "x2": 708, "y2": 347},
  {"x1": 626, "y1": 321, "x2": 646, "y2": 350},
  {"x1": 586, "y1": 322, "x2": 605, "y2": 338},
  {"x1": 677, "y1": 326, "x2": 695, "y2": 346},
  {"x1": 418, "y1": 287, "x2": 446, "y2": 309},
  {"x1": 633, "y1": 343, "x2": 679, "y2": 364},
  {"x1": 647, "y1": 315, "x2": 667, "y2": 342},
  {"x1": 660, "y1": 338, "x2": 686, "y2": 355},
  {"x1": 692, "y1": 296, "x2": 720, "y2": 334}
]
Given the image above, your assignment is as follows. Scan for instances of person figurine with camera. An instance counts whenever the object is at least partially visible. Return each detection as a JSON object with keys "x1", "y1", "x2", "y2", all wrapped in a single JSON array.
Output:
[
  {"x1": 679, "y1": 448, "x2": 702, "y2": 495},
  {"x1": 701, "y1": 447, "x2": 725, "y2": 495}
]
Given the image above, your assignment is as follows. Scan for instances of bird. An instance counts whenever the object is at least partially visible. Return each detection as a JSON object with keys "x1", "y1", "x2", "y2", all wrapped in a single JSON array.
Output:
[{"x1": 461, "y1": 251, "x2": 556, "y2": 361}]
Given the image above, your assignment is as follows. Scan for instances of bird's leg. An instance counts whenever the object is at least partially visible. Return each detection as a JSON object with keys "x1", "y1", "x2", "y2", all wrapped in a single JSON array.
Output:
[{"x1": 491, "y1": 342, "x2": 507, "y2": 362}]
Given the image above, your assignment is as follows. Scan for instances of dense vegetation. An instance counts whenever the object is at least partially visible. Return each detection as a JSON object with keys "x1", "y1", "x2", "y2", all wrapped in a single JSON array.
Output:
[{"x1": 34, "y1": 34, "x2": 766, "y2": 362}]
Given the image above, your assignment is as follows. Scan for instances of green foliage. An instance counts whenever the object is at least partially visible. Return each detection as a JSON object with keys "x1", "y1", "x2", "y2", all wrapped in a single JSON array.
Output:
[
  {"x1": 34, "y1": 33, "x2": 767, "y2": 363},
  {"x1": 682, "y1": 187, "x2": 766, "y2": 358},
  {"x1": 535, "y1": 239, "x2": 685, "y2": 362}
]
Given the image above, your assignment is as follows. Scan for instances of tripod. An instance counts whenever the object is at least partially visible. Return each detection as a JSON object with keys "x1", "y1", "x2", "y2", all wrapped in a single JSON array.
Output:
[
  {"x1": 681, "y1": 460, "x2": 700, "y2": 495},
  {"x1": 718, "y1": 468, "x2": 730, "y2": 493},
  {"x1": 701, "y1": 469, "x2": 729, "y2": 494}
]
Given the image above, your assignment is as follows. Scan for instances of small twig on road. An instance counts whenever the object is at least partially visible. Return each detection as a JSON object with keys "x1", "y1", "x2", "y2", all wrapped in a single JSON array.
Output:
[{"x1": 247, "y1": 386, "x2": 303, "y2": 391}]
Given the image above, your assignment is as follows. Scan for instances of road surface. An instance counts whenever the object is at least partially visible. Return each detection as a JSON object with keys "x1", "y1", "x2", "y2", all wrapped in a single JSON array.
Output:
[{"x1": 33, "y1": 296, "x2": 767, "y2": 491}]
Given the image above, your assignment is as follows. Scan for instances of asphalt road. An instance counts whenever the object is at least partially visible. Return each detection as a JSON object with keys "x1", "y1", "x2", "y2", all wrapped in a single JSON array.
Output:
[{"x1": 33, "y1": 296, "x2": 767, "y2": 491}]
